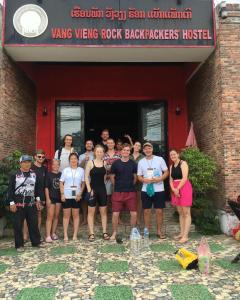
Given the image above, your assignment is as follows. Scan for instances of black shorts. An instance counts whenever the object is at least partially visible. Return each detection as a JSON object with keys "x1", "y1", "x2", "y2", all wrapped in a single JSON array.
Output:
[
  {"x1": 141, "y1": 191, "x2": 166, "y2": 209},
  {"x1": 86, "y1": 189, "x2": 107, "y2": 207},
  {"x1": 62, "y1": 198, "x2": 81, "y2": 209},
  {"x1": 50, "y1": 198, "x2": 62, "y2": 205}
]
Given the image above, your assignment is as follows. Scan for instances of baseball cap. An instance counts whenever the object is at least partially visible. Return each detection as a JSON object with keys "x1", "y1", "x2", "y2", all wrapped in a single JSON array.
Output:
[
  {"x1": 19, "y1": 155, "x2": 33, "y2": 163},
  {"x1": 143, "y1": 142, "x2": 153, "y2": 149}
]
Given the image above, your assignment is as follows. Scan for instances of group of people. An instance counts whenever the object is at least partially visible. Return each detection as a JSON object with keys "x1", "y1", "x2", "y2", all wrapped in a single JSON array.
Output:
[{"x1": 6, "y1": 129, "x2": 193, "y2": 251}]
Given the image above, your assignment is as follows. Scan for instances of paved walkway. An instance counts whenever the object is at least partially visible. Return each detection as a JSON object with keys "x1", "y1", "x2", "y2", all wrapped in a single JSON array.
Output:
[{"x1": 0, "y1": 226, "x2": 239, "y2": 300}]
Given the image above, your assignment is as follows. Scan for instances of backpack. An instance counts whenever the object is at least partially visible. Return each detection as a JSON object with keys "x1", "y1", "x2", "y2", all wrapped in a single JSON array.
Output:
[{"x1": 57, "y1": 147, "x2": 74, "y2": 160}]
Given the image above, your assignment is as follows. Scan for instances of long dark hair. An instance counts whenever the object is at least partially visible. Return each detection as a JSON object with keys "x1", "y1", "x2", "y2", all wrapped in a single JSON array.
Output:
[{"x1": 62, "y1": 134, "x2": 73, "y2": 147}]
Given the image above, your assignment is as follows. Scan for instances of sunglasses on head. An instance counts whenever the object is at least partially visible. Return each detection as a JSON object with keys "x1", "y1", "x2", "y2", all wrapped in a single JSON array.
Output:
[{"x1": 37, "y1": 155, "x2": 45, "y2": 159}]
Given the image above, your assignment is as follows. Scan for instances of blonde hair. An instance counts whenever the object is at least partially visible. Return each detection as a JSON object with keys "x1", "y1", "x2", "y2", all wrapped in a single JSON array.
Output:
[{"x1": 93, "y1": 144, "x2": 105, "y2": 158}]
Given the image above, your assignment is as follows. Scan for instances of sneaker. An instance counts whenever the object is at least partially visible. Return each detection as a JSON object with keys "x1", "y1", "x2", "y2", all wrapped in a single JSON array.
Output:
[
  {"x1": 45, "y1": 236, "x2": 53, "y2": 243},
  {"x1": 51, "y1": 233, "x2": 58, "y2": 240},
  {"x1": 16, "y1": 247, "x2": 25, "y2": 252}
]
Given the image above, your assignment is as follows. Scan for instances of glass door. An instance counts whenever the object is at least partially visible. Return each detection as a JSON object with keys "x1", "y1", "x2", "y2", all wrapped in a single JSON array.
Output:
[
  {"x1": 140, "y1": 102, "x2": 167, "y2": 159},
  {"x1": 56, "y1": 102, "x2": 84, "y2": 153}
]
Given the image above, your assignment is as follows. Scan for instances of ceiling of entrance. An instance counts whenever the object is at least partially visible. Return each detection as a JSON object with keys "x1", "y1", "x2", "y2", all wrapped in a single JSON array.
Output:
[{"x1": 4, "y1": 46, "x2": 214, "y2": 62}]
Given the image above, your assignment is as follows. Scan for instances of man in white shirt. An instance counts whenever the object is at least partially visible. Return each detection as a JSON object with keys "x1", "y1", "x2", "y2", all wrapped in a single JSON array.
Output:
[
  {"x1": 54, "y1": 134, "x2": 74, "y2": 171},
  {"x1": 137, "y1": 143, "x2": 169, "y2": 239}
]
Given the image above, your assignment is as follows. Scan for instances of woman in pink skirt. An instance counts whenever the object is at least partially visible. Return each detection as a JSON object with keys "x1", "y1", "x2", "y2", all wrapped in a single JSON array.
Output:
[{"x1": 169, "y1": 149, "x2": 193, "y2": 244}]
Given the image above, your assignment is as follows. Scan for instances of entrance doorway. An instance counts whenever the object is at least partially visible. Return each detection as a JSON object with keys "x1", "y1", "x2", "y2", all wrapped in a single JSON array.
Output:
[{"x1": 56, "y1": 101, "x2": 168, "y2": 158}]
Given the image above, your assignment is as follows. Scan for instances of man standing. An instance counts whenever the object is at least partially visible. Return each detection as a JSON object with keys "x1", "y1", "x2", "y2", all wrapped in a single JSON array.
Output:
[
  {"x1": 31, "y1": 149, "x2": 48, "y2": 233},
  {"x1": 137, "y1": 143, "x2": 169, "y2": 239},
  {"x1": 99, "y1": 129, "x2": 110, "y2": 152},
  {"x1": 79, "y1": 140, "x2": 94, "y2": 169},
  {"x1": 110, "y1": 144, "x2": 137, "y2": 240},
  {"x1": 54, "y1": 134, "x2": 75, "y2": 171},
  {"x1": 7, "y1": 155, "x2": 42, "y2": 251}
]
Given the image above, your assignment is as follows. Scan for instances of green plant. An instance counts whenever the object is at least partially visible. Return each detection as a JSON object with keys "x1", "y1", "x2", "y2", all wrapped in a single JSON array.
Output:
[
  {"x1": 181, "y1": 147, "x2": 217, "y2": 197},
  {"x1": 0, "y1": 150, "x2": 22, "y2": 217},
  {"x1": 181, "y1": 148, "x2": 221, "y2": 235}
]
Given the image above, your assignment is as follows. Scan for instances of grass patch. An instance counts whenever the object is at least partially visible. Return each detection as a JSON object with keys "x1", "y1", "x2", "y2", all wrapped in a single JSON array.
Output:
[
  {"x1": 0, "y1": 248, "x2": 18, "y2": 256},
  {"x1": 15, "y1": 287, "x2": 57, "y2": 300},
  {"x1": 215, "y1": 258, "x2": 240, "y2": 271},
  {"x1": 0, "y1": 263, "x2": 8, "y2": 274},
  {"x1": 100, "y1": 244, "x2": 126, "y2": 254},
  {"x1": 150, "y1": 243, "x2": 175, "y2": 253},
  {"x1": 157, "y1": 260, "x2": 182, "y2": 272},
  {"x1": 170, "y1": 284, "x2": 214, "y2": 300},
  {"x1": 94, "y1": 285, "x2": 133, "y2": 300},
  {"x1": 50, "y1": 246, "x2": 77, "y2": 256},
  {"x1": 189, "y1": 232, "x2": 202, "y2": 239},
  {"x1": 35, "y1": 262, "x2": 69, "y2": 275},
  {"x1": 208, "y1": 242, "x2": 225, "y2": 253},
  {"x1": 97, "y1": 261, "x2": 129, "y2": 273}
]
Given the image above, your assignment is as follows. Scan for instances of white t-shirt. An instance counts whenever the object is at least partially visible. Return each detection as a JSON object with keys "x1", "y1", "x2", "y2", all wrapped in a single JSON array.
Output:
[
  {"x1": 137, "y1": 156, "x2": 168, "y2": 192},
  {"x1": 60, "y1": 167, "x2": 85, "y2": 199},
  {"x1": 54, "y1": 148, "x2": 73, "y2": 171}
]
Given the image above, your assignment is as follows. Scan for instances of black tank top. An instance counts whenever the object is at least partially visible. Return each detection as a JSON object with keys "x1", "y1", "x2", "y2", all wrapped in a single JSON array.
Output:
[
  {"x1": 90, "y1": 160, "x2": 106, "y2": 190},
  {"x1": 171, "y1": 161, "x2": 183, "y2": 180}
]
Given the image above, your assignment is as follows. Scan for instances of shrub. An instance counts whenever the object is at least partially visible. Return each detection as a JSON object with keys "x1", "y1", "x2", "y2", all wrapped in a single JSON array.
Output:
[{"x1": 180, "y1": 147, "x2": 220, "y2": 235}]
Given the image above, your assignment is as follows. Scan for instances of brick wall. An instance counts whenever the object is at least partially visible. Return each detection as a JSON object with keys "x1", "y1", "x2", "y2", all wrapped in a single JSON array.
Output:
[
  {"x1": 187, "y1": 4, "x2": 240, "y2": 206},
  {"x1": 0, "y1": 7, "x2": 37, "y2": 160}
]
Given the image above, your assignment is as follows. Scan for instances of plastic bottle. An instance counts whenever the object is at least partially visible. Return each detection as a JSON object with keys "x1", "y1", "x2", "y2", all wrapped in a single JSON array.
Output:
[
  {"x1": 130, "y1": 227, "x2": 141, "y2": 255},
  {"x1": 143, "y1": 227, "x2": 150, "y2": 250}
]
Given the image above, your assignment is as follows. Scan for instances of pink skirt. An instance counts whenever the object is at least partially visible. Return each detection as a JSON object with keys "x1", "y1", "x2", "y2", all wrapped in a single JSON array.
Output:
[{"x1": 171, "y1": 179, "x2": 193, "y2": 207}]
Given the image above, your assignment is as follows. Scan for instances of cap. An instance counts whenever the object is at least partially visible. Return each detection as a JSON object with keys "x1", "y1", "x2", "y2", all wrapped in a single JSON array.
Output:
[
  {"x1": 19, "y1": 155, "x2": 33, "y2": 163},
  {"x1": 143, "y1": 142, "x2": 153, "y2": 149}
]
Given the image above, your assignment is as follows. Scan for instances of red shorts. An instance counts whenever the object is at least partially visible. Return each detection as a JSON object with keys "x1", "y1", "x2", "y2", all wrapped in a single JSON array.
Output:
[{"x1": 111, "y1": 192, "x2": 137, "y2": 212}]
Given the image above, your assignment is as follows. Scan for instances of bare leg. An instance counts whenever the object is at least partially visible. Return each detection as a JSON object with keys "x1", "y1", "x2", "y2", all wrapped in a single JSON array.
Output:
[
  {"x1": 156, "y1": 209, "x2": 165, "y2": 237},
  {"x1": 72, "y1": 208, "x2": 80, "y2": 240},
  {"x1": 143, "y1": 209, "x2": 151, "y2": 231},
  {"x1": 63, "y1": 208, "x2": 71, "y2": 241},
  {"x1": 81, "y1": 200, "x2": 88, "y2": 225},
  {"x1": 137, "y1": 191, "x2": 142, "y2": 225},
  {"x1": 51, "y1": 203, "x2": 61, "y2": 236},
  {"x1": 110, "y1": 212, "x2": 120, "y2": 240},
  {"x1": 46, "y1": 204, "x2": 55, "y2": 238},
  {"x1": 88, "y1": 206, "x2": 96, "y2": 235},
  {"x1": 130, "y1": 211, "x2": 137, "y2": 227},
  {"x1": 174, "y1": 206, "x2": 184, "y2": 239},
  {"x1": 99, "y1": 206, "x2": 108, "y2": 234},
  {"x1": 179, "y1": 207, "x2": 191, "y2": 243}
]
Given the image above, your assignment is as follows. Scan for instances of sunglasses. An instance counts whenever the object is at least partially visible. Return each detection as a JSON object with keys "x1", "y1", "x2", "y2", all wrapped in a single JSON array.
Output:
[{"x1": 37, "y1": 155, "x2": 45, "y2": 159}]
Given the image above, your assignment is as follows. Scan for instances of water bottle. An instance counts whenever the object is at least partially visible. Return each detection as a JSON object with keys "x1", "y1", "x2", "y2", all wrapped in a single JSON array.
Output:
[
  {"x1": 143, "y1": 227, "x2": 150, "y2": 250},
  {"x1": 130, "y1": 227, "x2": 140, "y2": 255}
]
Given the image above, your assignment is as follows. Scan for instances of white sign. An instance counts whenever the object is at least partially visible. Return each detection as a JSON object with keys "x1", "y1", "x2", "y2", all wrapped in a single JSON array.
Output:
[{"x1": 13, "y1": 4, "x2": 48, "y2": 38}]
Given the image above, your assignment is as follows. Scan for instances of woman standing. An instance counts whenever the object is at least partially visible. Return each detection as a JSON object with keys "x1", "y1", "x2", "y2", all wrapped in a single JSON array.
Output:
[
  {"x1": 45, "y1": 159, "x2": 62, "y2": 243},
  {"x1": 169, "y1": 149, "x2": 193, "y2": 244},
  {"x1": 130, "y1": 141, "x2": 144, "y2": 225},
  {"x1": 85, "y1": 145, "x2": 109, "y2": 242},
  {"x1": 60, "y1": 153, "x2": 85, "y2": 242}
]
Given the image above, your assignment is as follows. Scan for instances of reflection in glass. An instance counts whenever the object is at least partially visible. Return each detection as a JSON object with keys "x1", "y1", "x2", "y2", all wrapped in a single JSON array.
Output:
[
  {"x1": 141, "y1": 103, "x2": 166, "y2": 157},
  {"x1": 56, "y1": 104, "x2": 84, "y2": 153}
]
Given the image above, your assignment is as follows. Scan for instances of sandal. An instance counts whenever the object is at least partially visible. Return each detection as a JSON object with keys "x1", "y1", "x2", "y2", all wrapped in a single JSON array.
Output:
[
  {"x1": 102, "y1": 233, "x2": 110, "y2": 240},
  {"x1": 156, "y1": 234, "x2": 167, "y2": 240},
  {"x1": 88, "y1": 234, "x2": 95, "y2": 242}
]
